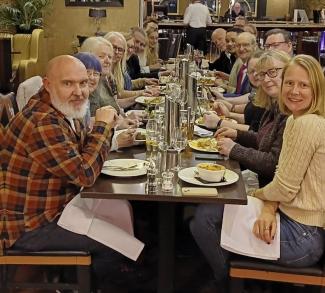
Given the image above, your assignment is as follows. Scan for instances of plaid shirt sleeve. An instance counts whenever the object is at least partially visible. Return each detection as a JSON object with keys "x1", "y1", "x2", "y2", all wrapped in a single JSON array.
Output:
[{"x1": 26, "y1": 115, "x2": 113, "y2": 187}]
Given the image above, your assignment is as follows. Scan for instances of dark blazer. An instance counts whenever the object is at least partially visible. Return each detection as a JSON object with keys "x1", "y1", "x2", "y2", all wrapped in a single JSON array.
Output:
[
  {"x1": 208, "y1": 51, "x2": 236, "y2": 74},
  {"x1": 126, "y1": 54, "x2": 158, "y2": 80}
]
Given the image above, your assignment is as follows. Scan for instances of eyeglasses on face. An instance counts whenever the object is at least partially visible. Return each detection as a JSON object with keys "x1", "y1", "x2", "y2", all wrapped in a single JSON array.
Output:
[
  {"x1": 235, "y1": 43, "x2": 252, "y2": 49},
  {"x1": 264, "y1": 41, "x2": 287, "y2": 50},
  {"x1": 256, "y1": 68, "x2": 283, "y2": 81},
  {"x1": 112, "y1": 45, "x2": 125, "y2": 53},
  {"x1": 87, "y1": 70, "x2": 101, "y2": 78}
]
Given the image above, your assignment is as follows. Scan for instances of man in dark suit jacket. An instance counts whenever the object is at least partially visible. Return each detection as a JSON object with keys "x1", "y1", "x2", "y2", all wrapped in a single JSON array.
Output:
[{"x1": 209, "y1": 27, "x2": 243, "y2": 74}]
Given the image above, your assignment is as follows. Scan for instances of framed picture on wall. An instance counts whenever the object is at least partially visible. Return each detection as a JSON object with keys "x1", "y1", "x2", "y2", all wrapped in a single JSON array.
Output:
[
  {"x1": 65, "y1": 0, "x2": 124, "y2": 7},
  {"x1": 167, "y1": 0, "x2": 179, "y2": 15}
]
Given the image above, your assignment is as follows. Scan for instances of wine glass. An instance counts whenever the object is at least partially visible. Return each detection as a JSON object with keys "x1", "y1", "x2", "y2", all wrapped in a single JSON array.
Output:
[{"x1": 172, "y1": 127, "x2": 188, "y2": 171}]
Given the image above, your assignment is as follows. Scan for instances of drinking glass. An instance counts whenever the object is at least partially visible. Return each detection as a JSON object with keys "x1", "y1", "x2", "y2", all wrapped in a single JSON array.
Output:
[
  {"x1": 146, "y1": 119, "x2": 158, "y2": 152},
  {"x1": 209, "y1": 43, "x2": 221, "y2": 63},
  {"x1": 172, "y1": 127, "x2": 188, "y2": 171}
]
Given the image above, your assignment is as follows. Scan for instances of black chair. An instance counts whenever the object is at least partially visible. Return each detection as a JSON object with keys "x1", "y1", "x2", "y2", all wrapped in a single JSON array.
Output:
[
  {"x1": 158, "y1": 37, "x2": 170, "y2": 61},
  {"x1": 167, "y1": 33, "x2": 182, "y2": 59},
  {"x1": 229, "y1": 254, "x2": 325, "y2": 293},
  {"x1": 297, "y1": 36, "x2": 321, "y2": 61},
  {"x1": 0, "y1": 250, "x2": 91, "y2": 293}
]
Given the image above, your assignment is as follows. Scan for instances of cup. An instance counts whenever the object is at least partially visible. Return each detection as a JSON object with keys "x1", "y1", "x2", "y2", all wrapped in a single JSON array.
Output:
[{"x1": 161, "y1": 171, "x2": 174, "y2": 192}]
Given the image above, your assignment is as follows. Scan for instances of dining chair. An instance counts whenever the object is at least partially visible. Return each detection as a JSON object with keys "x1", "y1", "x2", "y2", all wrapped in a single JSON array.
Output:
[
  {"x1": 229, "y1": 254, "x2": 325, "y2": 293},
  {"x1": 0, "y1": 249, "x2": 91, "y2": 293}
]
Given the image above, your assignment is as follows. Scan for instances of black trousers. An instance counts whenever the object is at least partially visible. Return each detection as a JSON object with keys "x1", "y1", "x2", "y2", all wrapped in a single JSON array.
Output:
[
  {"x1": 186, "y1": 26, "x2": 207, "y2": 54},
  {"x1": 12, "y1": 220, "x2": 126, "y2": 280}
]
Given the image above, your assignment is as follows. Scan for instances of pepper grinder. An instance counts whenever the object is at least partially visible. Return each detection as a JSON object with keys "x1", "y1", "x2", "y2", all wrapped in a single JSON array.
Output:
[{"x1": 146, "y1": 159, "x2": 157, "y2": 193}]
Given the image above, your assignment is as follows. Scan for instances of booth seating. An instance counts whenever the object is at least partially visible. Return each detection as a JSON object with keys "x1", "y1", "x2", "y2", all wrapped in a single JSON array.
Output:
[
  {"x1": 0, "y1": 29, "x2": 47, "y2": 86},
  {"x1": 229, "y1": 254, "x2": 325, "y2": 293},
  {"x1": 0, "y1": 250, "x2": 91, "y2": 293}
]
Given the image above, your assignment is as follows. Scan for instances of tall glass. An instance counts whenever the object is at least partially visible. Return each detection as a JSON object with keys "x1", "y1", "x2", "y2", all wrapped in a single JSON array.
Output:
[
  {"x1": 172, "y1": 127, "x2": 188, "y2": 171},
  {"x1": 146, "y1": 119, "x2": 158, "y2": 153}
]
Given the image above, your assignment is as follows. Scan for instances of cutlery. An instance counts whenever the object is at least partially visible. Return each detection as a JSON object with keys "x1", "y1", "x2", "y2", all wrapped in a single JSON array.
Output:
[{"x1": 103, "y1": 164, "x2": 141, "y2": 171}]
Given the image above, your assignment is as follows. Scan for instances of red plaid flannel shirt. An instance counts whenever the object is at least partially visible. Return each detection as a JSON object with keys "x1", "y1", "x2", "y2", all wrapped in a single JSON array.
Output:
[{"x1": 1, "y1": 89, "x2": 113, "y2": 250}]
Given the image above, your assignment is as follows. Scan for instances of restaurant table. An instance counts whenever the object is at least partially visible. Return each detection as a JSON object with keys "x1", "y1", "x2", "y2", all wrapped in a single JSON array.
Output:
[{"x1": 81, "y1": 145, "x2": 247, "y2": 293}]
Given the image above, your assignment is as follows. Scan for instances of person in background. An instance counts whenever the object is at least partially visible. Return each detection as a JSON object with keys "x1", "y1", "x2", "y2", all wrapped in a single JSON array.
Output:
[
  {"x1": 264, "y1": 29, "x2": 293, "y2": 55},
  {"x1": 244, "y1": 23, "x2": 258, "y2": 37},
  {"x1": 143, "y1": 16, "x2": 159, "y2": 32},
  {"x1": 233, "y1": 15, "x2": 247, "y2": 29},
  {"x1": 209, "y1": 27, "x2": 243, "y2": 74},
  {"x1": 216, "y1": 32, "x2": 257, "y2": 95},
  {"x1": 191, "y1": 54, "x2": 325, "y2": 292},
  {"x1": 145, "y1": 27, "x2": 162, "y2": 68},
  {"x1": 208, "y1": 28, "x2": 226, "y2": 67},
  {"x1": 224, "y1": 1, "x2": 245, "y2": 21},
  {"x1": 205, "y1": 50, "x2": 265, "y2": 131},
  {"x1": 183, "y1": 0, "x2": 212, "y2": 54}
]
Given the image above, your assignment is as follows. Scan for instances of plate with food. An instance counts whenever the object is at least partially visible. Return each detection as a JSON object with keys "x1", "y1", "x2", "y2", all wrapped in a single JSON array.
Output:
[
  {"x1": 101, "y1": 159, "x2": 148, "y2": 177},
  {"x1": 135, "y1": 96, "x2": 165, "y2": 106},
  {"x1": 178, "y1": 166, "x2": 239, "y2": 187},
  {"x1": 159, "y1": 76, "x2": 171, "y2": 85},
  {"x1": 198, "y1": 76, "x2": 216, "y2": 86},
  {"x1": 188, "y1": 137, "x2": 219, "y2": 153},
  {"x1": 134, "y1": 128, "x2": 146, "y2": 142}
]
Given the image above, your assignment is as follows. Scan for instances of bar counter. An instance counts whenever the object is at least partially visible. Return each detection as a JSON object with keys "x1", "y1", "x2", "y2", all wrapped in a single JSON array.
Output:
[{"x1": 159, "y1": 20, "x2": 325, "y2": 32}]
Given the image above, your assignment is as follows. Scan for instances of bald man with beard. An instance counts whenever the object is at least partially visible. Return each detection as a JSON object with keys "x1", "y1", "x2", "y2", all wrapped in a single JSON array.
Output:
[{"x1": 2, "y1": 55, "x2": 131, "y2": 283}]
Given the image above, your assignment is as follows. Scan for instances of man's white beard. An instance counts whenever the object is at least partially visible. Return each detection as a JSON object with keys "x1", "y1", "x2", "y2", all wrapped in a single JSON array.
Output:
[{"x1": 51, "y1": 95, "x2": 88, "y2": 120}]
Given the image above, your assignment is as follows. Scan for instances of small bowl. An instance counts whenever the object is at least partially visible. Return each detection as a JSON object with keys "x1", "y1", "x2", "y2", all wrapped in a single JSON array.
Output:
[{"x1": 196, "y1": 163, "x2": 226, "y2": 182}]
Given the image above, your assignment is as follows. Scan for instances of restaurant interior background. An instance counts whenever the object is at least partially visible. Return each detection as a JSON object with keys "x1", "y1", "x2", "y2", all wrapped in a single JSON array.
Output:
[{"x1": 1, "y1": 0, "x2": 324, "y2": 60}]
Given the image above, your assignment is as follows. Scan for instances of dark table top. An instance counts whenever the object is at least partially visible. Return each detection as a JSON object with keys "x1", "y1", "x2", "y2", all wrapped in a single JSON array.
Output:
[{"x1": 81, "y1": 145, "x2": 247, "y2": 205}]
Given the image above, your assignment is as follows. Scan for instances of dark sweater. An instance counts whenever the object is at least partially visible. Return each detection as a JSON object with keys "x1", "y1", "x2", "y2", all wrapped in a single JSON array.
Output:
[{"x1": 230, "y1": 103, "x2": 287, "y2": 187}]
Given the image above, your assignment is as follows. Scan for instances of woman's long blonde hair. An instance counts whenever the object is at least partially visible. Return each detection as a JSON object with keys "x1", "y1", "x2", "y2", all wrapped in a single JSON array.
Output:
[
  {"x1": 145, "y1": 27, "x2": 159, "y2": 66},
  {"x1": 279, "y1": 54, "x2": 325, "y2": 117},
  {"x1": 254, "y1": 50, "x2": 291, "y2": 109},
  {"x1": 104, "y1": 32, "x2": 127, "y2": 93}
]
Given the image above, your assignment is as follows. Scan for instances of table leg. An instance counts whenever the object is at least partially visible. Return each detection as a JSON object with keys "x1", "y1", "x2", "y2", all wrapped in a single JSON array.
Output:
[{"x1": 158, "y1": 202, "x2": 176, "y2": 293}]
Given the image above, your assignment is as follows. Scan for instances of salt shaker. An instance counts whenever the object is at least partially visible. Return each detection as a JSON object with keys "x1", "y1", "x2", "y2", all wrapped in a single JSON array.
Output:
[{"x1": 161, "y1": 171, "x2": 174, "y2": 192}]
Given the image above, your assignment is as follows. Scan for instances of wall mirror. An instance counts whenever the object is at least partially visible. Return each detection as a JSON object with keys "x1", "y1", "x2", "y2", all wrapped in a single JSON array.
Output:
[{"x1": 65, "y1": 0, "x2": 123, "y2": 7}]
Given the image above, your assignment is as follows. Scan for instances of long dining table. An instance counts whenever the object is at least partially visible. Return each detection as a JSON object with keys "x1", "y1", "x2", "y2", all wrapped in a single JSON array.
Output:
[{"x1": 81, "y1": 144, "x2": 247, "y2": 293}]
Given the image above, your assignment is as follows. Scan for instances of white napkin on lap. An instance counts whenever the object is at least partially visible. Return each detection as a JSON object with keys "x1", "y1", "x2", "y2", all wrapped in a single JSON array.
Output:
[{"x1": 221, "y1": 196, "x2": 280, "y2": 260}]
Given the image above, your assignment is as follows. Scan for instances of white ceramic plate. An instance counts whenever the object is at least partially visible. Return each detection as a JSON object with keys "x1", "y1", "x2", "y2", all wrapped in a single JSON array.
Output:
[
  {"x1": 178, "y1": 167, "x2": 239, "y2": 187},
  {"x1": 189, "y1": 138, "x2": 219, "y2": 153},
  {"x1": 101, "y1": 159, "x2": 148, "y2": 177},
  {"x1": 135, "y1": 96, "x2": 165, "y2": 106},
  {"x1": 210, "y1": 86, "x2": 225, "y2": 93}
]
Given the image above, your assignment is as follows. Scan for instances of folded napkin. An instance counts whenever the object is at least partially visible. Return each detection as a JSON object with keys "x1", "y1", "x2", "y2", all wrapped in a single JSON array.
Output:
[{"x1": 194, "y1": 125, "x2": 213, "y2": 137}]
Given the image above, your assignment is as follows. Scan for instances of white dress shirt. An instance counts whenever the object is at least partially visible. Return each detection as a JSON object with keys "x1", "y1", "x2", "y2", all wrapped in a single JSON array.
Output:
[{"x1": 183, "y1": 3, "x2": 212, "y2": 28}]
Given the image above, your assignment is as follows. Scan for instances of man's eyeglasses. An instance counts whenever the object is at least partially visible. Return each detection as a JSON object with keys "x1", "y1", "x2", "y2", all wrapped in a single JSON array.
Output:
[
  {"x1": 235, "y1": 43, "x2": 252, "y2": 49},
  {"x1": 264, "y1": 41, "x2": 287, "y2": 50},
  {"x1": 256, "y1": 68, "x2": 283, "y2": 81},
  {"x1": 112, "y1": 45, "x2": 125, "y2": 54}
]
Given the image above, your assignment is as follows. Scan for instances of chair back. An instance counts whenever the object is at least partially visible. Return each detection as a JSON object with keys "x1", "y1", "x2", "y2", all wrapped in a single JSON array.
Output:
[
  {"x1": 16, "y1": 75, "x2": 43, "y2": 111},
  {"x1": 167, "y1": 34, "x2": 182, "y2": 59},
  {"x1": 158, "y1": 37, "x2": 169, "y2": 61},
  {"x1": 297, "y1": 36, "x2": 320, "y2": 61},
  {"x1": 0, "y1": 92, "x2": 18, "y2": 126}
]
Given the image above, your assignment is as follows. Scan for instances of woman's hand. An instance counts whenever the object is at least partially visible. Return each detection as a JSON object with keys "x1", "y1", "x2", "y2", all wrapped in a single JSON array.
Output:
[
  {"x1": 203, "y1": 112, "x2": 220, "y2": 129},
  {"x1": 116, "y1": 118, "x2": 139, "y2": 130},
  {"x1": 215, "y1": 127, "x2": 237, "y2": 139},
  {"x1": 217, "y1": 137, "x2": 236, "y2": 156},
  {"x1": 252, "y1": 205, "x2": 277, "y2": 244},
  {"x1": 116, "y1": 129, "x2": 136, "y2": 149},
  {"x1": 145, "y1": 78, "x2": 159, "y2": 85},
  {"x1": 213, "y1": 101, "x2": 229, "y2": 117}
]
